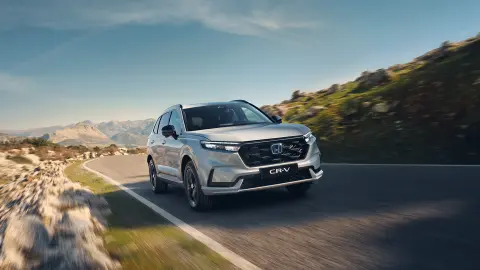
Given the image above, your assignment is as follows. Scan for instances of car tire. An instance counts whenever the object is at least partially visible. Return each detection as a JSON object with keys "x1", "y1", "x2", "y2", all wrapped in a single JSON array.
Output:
[
  {"x1": 286, "y1": 182, "x2": 311, "y2": 197},
  {"x1": 149, "y1": 160, "x2": 168, "y2": 194},
  {"x1": 183, "y1": 160, "x2": 213, "y2": 211}
]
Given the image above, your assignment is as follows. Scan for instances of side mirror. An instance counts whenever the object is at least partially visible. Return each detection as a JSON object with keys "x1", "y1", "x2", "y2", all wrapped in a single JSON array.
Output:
[
  {"x1": 161, "y1": 125, "x2": 176, "y2": 137},
  {"x1": 272, "y1": 115, "x2": 282, "y2": 123}
]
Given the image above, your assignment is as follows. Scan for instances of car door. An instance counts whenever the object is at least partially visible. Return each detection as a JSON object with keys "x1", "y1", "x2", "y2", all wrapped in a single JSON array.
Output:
[
  {"x1": 155, "y1": 111, "x2": 171, "y2": 175},
  {"x1": 148, "y1": 116, "x2": 162, "y2": 163},
  {"x1": 163, "y1": 108, "x2": 185, "y2": 181}
]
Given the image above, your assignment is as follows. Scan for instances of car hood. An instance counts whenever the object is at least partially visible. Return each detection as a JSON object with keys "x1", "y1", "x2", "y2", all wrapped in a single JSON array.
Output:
[{"x1": 188, "y1": 123, "x2": 310, "y2": 142}]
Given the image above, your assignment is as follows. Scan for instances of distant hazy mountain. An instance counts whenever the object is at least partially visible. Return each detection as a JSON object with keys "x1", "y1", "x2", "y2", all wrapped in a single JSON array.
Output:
[
  {"x1": 41, "y1": 122, "x2": 114, "y2": 146},
  {"x1": 3, "y1": 118, "x2": 156, "y2": 147},
  {"x1": 111, "y1": 132, "x2": 148, "y2": 146},
  {"x1": 1, "y1": 125, "x2": 65, "y2": 138},
  {"x1": 96, "y1": 119, "x2": 155, "y2": 137}
]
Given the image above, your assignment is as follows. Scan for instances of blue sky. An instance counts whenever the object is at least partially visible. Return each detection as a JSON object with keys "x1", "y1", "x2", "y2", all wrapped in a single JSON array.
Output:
[{"x1": 1, "y1": 0, "x2": 479, "y2": 130}]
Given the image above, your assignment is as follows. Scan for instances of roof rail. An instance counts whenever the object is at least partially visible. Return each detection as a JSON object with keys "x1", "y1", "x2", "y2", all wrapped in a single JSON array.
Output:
[{"x1": 164, "y1": 104, "x2": 182, "y2": 112}]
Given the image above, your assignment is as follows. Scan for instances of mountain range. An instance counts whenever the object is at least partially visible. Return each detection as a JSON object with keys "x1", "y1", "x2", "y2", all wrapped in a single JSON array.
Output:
[{"x1": 1, "y1": 119, "x2": 155, "y2": 147}]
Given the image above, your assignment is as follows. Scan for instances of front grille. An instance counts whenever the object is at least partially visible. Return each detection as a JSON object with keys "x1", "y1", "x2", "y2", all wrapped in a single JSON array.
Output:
[
  {"x1": 238, "y1": 136, "x2": 310, "y2": 167},
  {"x1": 240, "y1": 167, "x2": 312, "y2": 189}
]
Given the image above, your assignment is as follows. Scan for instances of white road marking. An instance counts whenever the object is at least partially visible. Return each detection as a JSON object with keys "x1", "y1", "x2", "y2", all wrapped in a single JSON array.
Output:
[
  {"x1": 322, "y1": 163, "x2": 480, "y2": 167},
  {"x1": 82, "y1": 159, "x2": 261, "y2": 270}
]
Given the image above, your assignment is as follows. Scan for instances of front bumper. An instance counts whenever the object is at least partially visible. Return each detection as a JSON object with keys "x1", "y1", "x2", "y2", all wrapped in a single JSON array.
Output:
[
  {"x1": 202, "y1": 167, "x2": 323, "y2": 195},
  {"x1": 198, "y1": 139, "x2": 323, "y2": 196}
]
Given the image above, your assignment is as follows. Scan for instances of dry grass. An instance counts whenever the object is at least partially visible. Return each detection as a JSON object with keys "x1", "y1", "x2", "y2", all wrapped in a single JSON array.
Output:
[
  {"x1": 126, "y1": 148, "x2": 147, "y2": 155},
  {"x1": 64, "y1": 161, "x2": 233, "y2": 270},
  {"x1": 6, "y1": 155, "x2": 33, "y2": 164}
]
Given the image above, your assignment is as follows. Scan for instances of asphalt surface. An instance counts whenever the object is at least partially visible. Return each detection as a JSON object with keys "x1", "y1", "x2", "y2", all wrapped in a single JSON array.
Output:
[{"x1": 87, "y1": 155, "x2": 480, "y2": 270}]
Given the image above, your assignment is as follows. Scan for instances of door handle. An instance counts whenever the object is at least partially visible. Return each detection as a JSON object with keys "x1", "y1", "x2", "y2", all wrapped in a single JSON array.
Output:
[
  {"x1": 150, "y1": 140, "x2": 155, "y2": 144},
  {"x1": 162, "y1": 140, "x2": 166, "y2": 145}
]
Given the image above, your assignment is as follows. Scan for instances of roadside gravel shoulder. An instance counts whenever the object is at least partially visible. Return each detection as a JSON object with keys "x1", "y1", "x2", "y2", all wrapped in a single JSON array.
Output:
[{"x1": 0, "y1": 159, "x2": 118, "y2": 269}]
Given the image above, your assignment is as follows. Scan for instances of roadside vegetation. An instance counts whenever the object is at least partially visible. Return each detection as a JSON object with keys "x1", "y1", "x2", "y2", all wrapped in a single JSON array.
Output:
[
  {"x1": 262, "y1": 35, "x2": 480, "y2": 164},
  {"x1": 64, "y1": 161, "x2": 233, "y2": 270},
  {"x1": 1, "y1": 138, "x2": 146, "y2": 161},
  {"x1": 1, "y1": 138, "x2": 88, "y2": 161},
  {"x1": 6, "y1": 155, "x2": 33, "y2": 164}
]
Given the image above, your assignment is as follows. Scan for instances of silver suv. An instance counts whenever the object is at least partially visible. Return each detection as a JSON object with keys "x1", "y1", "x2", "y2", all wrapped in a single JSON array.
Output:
[{"x1": 146, "y1": 100, "x2": 324, "y2": 211}]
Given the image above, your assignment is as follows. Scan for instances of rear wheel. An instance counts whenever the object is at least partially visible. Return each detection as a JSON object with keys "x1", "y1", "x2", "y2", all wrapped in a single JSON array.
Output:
[
  {"x1": 183, "y1": 161, "x2": 213, "y2": 211},
  {"x1": 286, "y1": 182, "x2": 312, "y2": 197},
  {"x1": 149, "y1": 160, "x2": 168, "y2": 194}
]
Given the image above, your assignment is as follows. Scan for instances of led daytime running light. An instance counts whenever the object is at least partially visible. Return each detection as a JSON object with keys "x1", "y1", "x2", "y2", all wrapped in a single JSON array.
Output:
[
  {"x1": 200, "y1": 141, "x2": 241, "y2": 152},
  {"x1": 303, "y1": 132, "x2": 314, "y2": 143}
]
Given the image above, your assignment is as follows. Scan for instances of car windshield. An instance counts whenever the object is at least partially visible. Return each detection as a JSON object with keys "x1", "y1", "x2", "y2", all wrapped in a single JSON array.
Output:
[{"x1": 183, "y1": 103, "x2": 273, "y2": 131}]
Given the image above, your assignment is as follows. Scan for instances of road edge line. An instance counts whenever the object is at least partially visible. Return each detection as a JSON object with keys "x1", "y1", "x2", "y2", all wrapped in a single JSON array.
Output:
[{"x1": 82, "y1": 159, "x2": 261, "y2": 270}]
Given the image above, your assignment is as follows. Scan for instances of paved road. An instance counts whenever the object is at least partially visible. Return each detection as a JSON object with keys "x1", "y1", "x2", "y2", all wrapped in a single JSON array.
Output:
[{"x1": 87, "y1": 155, "x2": 480, "y2": 270}]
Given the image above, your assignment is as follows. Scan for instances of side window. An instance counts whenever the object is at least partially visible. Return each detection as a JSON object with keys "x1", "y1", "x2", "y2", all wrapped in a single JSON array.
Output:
[
  {"x1": 158, "y1": 111, "x2": 171, "y2": 135},
  {"x1": 241, "y1": 107, "x2": 263, "y2": 122},
  {"x1": 152, "y1": 116, "x2": 161, "y2": 134},
  {"x1": 169, "y1": 110, "x2": 183, "y2": 134}
]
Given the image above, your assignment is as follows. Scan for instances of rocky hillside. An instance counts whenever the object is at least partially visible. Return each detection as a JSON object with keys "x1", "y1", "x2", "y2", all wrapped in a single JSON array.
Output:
[
  {"x1": 261, "y1": 34, "x2": 480, "y2": 164},
  {"x1": 41, "y1": 123, "x2": 114, "y2": 146}
]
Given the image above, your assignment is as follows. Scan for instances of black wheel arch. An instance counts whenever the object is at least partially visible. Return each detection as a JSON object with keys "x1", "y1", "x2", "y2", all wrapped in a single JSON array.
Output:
[
  {"x1": 181, "y1": 155, "x2": 194, "y2": 180},
  {"x1": 147, "y1": 154, "x2": 153, "y2": 164}
]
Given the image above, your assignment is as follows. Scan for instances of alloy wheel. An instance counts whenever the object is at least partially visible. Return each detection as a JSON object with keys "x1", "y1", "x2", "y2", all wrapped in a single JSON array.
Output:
[
  {"x1": 149, "y1": 162, "x2": 157, "y2": 190},
  {"x1": 185, "y1": 167, "x2": 198, "y2": 207}
]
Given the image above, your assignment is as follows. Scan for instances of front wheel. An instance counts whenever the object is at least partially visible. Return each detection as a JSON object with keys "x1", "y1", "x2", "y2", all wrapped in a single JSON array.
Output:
[
  {"x1": 183, "y1": 161, "x2": 213, "y2": 211},
  {"x1": 286, "y1": 182, "x2": 312, "y2": 197},
  {"x1": 149, "y1": 160, "x2": 168, "y2": 194}
]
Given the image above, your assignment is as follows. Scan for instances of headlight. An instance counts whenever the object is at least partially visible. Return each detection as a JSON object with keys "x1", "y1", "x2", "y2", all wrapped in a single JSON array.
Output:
[
  {"x1": 200, "y1": 141, "x2": 241, "y2": 152},
  {"x1": 303, "y1": 131, "x2": 315, "y2": 143}
]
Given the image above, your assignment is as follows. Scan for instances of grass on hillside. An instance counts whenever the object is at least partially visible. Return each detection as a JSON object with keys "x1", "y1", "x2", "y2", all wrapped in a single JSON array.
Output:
[
  {"x1": 6, "y1": 155, "x2": 33, "y2": 164},
  {"x1": 64, "y1": 161, "x2": 233, "y2": 270},
  {"x1": 277, "y1": 37, "x2": 480, "y2": 164}
]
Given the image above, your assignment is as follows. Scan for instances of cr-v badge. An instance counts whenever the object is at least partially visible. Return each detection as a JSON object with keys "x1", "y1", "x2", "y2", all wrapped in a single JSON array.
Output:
[{"x1": 269, "y1": 167, "x2": 290, "y2": 174}]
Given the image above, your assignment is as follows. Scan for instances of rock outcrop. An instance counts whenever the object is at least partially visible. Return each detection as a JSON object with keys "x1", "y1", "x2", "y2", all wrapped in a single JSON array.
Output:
[
  {"x1": 0, "y1": 160, "x2": 118, "y2": 269},
  {"x1": 355, "y1": 69, "x2": 393, "y2": 89},
  {"x1": 291, "y1": 90, "x2": 306, "y2": 101},
  {"x1": 415, "y1": 41, "x2": 455, "y2": 62},
  {"x1": 307, "y1": 106, "x2": 326, "y2": 117},
  {"x1": 260, "y1": 105, "x2": 289, "y2": 117},
  {"x1": 326, "y1": 84, "x2": 341, "y2": 94}
]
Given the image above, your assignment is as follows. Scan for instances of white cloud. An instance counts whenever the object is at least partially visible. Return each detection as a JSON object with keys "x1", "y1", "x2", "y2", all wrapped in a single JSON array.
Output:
[
  {"x1": 0, "y1": 0, "x2": 319, "y2": 36},
  {"x1": 0, "y1": 73, "x2": 35, "y2": 93}
]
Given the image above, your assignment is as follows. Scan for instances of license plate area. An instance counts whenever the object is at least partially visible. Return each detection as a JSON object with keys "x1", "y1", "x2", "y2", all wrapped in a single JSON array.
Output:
[{"x1": 260, "y1": 163, "x2": 298, "y2": 180}]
